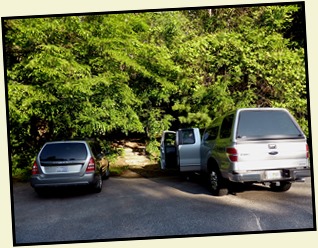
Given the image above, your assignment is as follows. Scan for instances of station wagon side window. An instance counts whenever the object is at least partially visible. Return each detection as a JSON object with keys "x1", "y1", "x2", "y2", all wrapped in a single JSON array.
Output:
[{"x1": 220, "y1": 114, "x2": 234, "y2": 139}]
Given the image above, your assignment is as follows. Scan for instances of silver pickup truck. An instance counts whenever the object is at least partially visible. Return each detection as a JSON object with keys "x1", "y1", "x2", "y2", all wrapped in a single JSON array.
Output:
[{"x1": 160, "y1": 108, "x2": 311, "y2": 196}]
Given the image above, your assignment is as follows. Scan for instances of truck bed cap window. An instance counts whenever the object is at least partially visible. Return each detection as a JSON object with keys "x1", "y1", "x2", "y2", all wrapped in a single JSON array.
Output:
[{"x1": 236, "y1": 110, "x2": 303, "y2": 139}]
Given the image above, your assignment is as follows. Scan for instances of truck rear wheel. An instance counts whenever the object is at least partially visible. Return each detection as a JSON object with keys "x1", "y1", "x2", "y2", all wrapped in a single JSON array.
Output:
[
  {"x1": 270, "y1": 181, "x2": 292, "y2": 192},
  {"x1": 206, "y1": 167, "x2": 228, "y2": 196}
]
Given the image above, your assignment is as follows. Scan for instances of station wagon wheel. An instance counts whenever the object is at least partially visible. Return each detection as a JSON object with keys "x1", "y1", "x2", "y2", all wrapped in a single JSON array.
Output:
[
  {"x1": 102, "y1": 163, "x2": 110, "y2": 180},
  {"x1": 93, "y1": 174, "x2": 103, "y2": 193},
  {"x1": 207, "y1": 167, "x2": 228, "y2": 196},
  {"x1": 35, "y1": 188, "x2": 46, "y2": 197}
]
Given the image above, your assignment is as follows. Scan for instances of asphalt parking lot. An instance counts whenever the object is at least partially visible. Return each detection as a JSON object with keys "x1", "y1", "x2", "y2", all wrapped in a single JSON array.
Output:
[{"x1": 12, "y1": 175, "x2": 315, "y2": 245}]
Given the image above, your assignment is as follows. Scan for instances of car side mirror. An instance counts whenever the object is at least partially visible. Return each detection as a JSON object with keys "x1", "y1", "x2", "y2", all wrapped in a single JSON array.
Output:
[
  {"x1": 103, "y1": 149, "x2": 110, "y2": 155},
  {"x1": 96, "y1": 153, "x2": 104, "y2": 160}
]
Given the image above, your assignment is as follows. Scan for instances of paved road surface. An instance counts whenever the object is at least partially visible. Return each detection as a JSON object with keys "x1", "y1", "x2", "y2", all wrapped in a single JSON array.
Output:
[{"x1": 12, "y1": 176, "x2": 315, "y2": 245}]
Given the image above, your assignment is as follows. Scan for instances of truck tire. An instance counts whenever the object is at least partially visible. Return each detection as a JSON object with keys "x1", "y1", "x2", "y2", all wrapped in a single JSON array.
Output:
[
  {"x1": 206, "y1": 166, "x2": 228, "y2": 196},
  {"x1": 270, "y1": 181, "x2": 292, "y2": 192}
]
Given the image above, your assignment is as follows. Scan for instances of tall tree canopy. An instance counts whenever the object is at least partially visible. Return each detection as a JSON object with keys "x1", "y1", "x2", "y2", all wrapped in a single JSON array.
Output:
[{"x1": 4, "y1": 4, "x2": 309, "y2": 179}]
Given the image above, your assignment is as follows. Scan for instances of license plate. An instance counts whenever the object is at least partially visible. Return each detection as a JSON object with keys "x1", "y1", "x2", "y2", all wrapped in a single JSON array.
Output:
[
  {"x1": 56, "y1": 166, "x2": 68, "y2": 173},
  {"x1": 265, "y1": 170, "x2": 281, "y2": 180}
]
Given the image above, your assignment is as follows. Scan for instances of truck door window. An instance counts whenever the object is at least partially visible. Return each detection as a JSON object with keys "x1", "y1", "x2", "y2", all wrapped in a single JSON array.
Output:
[
  {"x1": 164, "y1": 133, "x2": 176, "y2": 146},
  {"x1": 180, "y1": 129, "x2": 195, "y2": 144}
]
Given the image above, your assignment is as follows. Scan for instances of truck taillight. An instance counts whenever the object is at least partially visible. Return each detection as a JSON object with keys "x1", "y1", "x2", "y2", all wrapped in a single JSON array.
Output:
[
  {"x1": 226, "y1": 147, "x2": 238, "y2": 162},
  {"x1": 86, "y1": 157, "x2": 96, "y2": 173},
  {"x1": 32, "y1": 161, "x2": 39, "y2": 175},
  {"x1": 306, "y1": 144, "x2": 309, "y2": 158}
]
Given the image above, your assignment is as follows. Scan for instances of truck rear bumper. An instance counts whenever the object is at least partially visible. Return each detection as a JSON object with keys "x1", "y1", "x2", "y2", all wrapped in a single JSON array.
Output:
[{"x1": 228, "y1": 168, "x2": 311, "y2": 183}]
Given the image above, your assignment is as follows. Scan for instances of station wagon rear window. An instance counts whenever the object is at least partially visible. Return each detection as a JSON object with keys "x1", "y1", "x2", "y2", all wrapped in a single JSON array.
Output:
[
  {"x1": 236, "y1": 110, "x2": 303, "y2": 140},
  {"x1": 40, "y1": 143, "x2": 88, "y2": 161}
]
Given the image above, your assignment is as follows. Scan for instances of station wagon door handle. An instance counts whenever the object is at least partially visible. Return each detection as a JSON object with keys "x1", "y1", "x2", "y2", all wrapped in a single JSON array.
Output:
[{"x1": 269, "y1": 151, "x2": 278, "y2": 155}]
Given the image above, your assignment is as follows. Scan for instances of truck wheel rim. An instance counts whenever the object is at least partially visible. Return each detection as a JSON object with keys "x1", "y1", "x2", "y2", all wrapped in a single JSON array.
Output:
[{"x1": 210, "y1": 171, "x2": 218, "y2": 190}]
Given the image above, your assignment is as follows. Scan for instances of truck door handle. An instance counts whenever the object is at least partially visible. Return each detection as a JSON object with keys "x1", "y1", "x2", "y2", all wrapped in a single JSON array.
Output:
[{"x1": 269, "y1": 151, "x2": 278, "y2": 155}]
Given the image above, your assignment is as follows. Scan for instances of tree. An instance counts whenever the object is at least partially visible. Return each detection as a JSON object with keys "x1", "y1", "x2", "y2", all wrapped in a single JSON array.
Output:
[
  {"x1": 172, "y1": 4, "x2": 308, "y2": 135},
  {"x1": 4, "y1": 4, "x2": 308, "y2": 179}
]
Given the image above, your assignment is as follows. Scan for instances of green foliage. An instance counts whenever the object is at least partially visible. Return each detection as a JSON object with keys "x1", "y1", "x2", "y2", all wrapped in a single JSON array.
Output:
[
  {"x1": 173, "y1": 5, "x2": 307, "y2": 132},
  {"x1": 4, "y1": 4, "x2": 309, "y2": 179}
]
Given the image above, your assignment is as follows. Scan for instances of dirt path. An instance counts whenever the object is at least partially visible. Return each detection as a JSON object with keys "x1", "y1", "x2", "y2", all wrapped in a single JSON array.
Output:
[
  {"x1": 121, "y1": 141, "x2": 153, "y2": 167},
  {"x1": 111, "y1": 140, "x2": 177, "y2": 178},
  {"x1": 112, "y1": 140, "x2": 157, "y2": 178}
]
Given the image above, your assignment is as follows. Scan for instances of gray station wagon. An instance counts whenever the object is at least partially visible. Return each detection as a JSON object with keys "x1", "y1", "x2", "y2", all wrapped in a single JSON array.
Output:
[{"x1": 31, "y1": 140, "x2": 110, "y2": 195}]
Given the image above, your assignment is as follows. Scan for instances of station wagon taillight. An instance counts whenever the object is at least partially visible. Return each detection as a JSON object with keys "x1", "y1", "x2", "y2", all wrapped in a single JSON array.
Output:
[
  {"x1": 86, "y1": 157, "x2": 96, "y2": 173},
  {"x1": 226, "y1": 147, "x2": 238, "y2": 162},
  {"x1": 32, "y1": 161, "x2": 39, "y2": 175}
]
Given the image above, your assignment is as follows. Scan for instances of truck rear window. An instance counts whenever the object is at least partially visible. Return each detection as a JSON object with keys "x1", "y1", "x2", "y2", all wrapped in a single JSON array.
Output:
[
  {"x1": 40, "y1": 143, "x2": 88, "y2": 161},
  {"x1": 236, "y1": 110, "x2": 303, "y2": 139}
]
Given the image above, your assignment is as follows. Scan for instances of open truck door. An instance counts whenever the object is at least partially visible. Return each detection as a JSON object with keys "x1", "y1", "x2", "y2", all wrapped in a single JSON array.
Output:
[
  {"x1": 160, "y1": 131, "x2": 177, "y2": 170},
  {"x1": 160, "y1": 128, "x2": 201, "y2": 172},
  {"x1": 177, "y1": 128, "x2": 201, "y2": 172}
]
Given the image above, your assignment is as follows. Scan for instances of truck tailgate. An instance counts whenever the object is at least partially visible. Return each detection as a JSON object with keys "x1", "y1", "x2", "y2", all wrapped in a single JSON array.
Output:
[{"x1": 234, "y1": 139, "x2": 308, "y2": 171}]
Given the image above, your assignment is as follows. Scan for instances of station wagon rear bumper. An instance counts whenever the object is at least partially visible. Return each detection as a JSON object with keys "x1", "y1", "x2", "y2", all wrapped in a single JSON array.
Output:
[
  {"x1": 228, "y1": 167, "x2": 311, "y2": 183},
  {"x1": 30, "y1": 173, "x2": 96, "y2": 188}
]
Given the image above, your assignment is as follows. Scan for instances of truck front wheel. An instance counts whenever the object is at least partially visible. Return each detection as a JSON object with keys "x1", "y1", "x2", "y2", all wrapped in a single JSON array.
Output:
[{"x1": 206, "y1": 167, "x2": 228, "y2": 196}]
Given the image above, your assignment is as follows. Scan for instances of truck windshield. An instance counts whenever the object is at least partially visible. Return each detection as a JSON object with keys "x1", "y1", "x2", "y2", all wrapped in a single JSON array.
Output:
[{"x1": 236, "y1": 110, "x2": 303, "y2": 139}]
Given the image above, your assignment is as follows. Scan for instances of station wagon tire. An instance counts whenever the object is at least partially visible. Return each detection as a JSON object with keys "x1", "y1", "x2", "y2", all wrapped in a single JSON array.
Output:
[
  {"x1": 270, "y1": 181, "x2": 292, "y2": 192},
  {"x1": 102, "y1": 164, "x2": 110, "y2": 180},
  {"x1": 92, "y1": 174, "x2": 103, "y2": 193},
  {"x1": 35, "y1": 188, "x2": 46, "y2": 197},
  {"x1": 207, "y1": 167, "x2": 228, "y2": 196}
]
